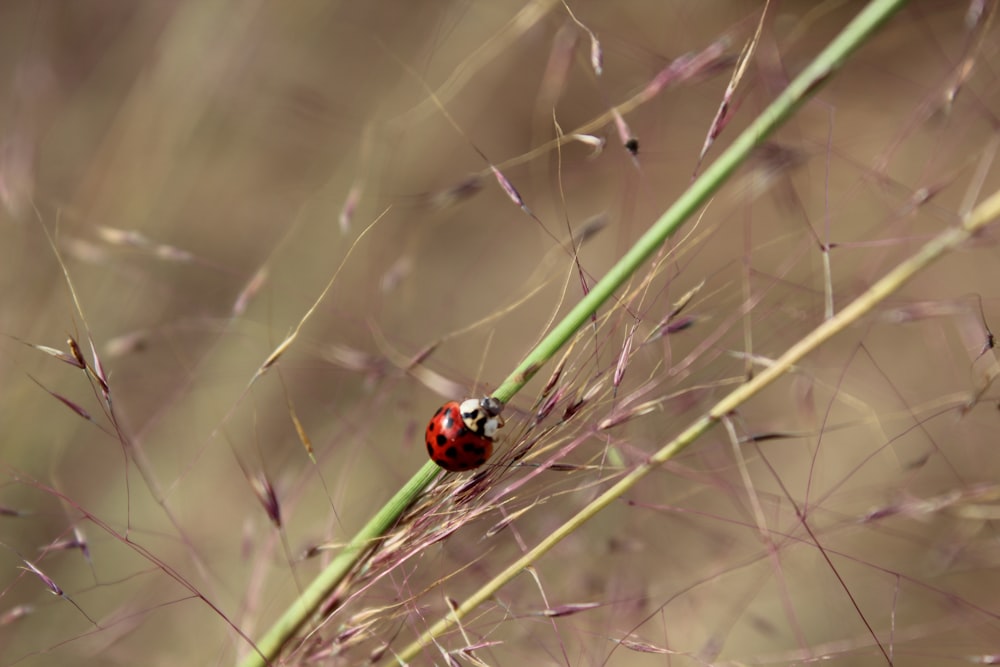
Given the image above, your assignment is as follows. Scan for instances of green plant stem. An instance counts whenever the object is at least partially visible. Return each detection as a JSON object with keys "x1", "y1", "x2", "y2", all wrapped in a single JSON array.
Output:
[
  {"x1": 238, "y1": 1, "x2": 908, "y2": 664},
  {"x1": 493, "y1": 0, "x2": 907, "y2": 404},
  {"x1": 237, "y1": 462, "x2": 441, "y2": 666}
]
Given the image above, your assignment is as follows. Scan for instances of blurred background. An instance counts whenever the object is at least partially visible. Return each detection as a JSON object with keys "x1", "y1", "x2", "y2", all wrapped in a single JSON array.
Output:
[{"x1": 1, "y1": 1, "x2": 999, "y2": 665}]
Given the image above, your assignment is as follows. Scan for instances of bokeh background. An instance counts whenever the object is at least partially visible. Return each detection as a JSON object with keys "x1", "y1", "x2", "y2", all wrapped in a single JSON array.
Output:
[{"x1": 1, "y1": 1, "x2": 999, "y2": 665}]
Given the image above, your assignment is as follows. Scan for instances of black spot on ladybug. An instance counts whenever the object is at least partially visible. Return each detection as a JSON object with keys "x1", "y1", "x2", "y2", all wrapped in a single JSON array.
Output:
[
  {"x1": 426, "y1": 442, "x2": 434, "y2": 455},
  {"x1": 445, "y1": 446, "x2": 459, "y2": 460},
  {"x1": 436, "y1": 434, "x2": 447, "y2": 446}
]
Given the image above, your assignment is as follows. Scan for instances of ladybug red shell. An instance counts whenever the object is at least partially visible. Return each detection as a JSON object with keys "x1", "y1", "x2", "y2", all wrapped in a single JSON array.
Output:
[{"x1": 425, "y1": 397, "x2": 505, "y2": 472}]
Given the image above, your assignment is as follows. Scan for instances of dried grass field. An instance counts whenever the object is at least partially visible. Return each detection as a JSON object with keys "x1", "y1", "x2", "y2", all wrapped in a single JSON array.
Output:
[{"x1": 1, "y1": 2, "x2": 999, "y2": 666}]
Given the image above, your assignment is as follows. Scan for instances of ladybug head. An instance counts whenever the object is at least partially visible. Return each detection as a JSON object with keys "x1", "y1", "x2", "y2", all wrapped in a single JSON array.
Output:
[{"x1": 480, "y1": 396, "x2": 504, "y2": 417}]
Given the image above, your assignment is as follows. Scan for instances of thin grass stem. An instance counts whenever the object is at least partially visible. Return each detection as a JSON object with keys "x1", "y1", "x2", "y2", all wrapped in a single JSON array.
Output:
[{"x1": 391, "y1": 186, "x2": 1000, "y2": 665}]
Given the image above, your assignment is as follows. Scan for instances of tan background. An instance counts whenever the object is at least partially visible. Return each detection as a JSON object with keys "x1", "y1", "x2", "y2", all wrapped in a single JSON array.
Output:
[{"x1": 1, "y1": 2, "x2": 998, "y2": 665}]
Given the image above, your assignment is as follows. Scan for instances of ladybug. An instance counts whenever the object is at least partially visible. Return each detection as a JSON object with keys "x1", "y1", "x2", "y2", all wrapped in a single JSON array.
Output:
[{"x1": 425, "y1": 396, "x2": 505, "y2": 472}]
